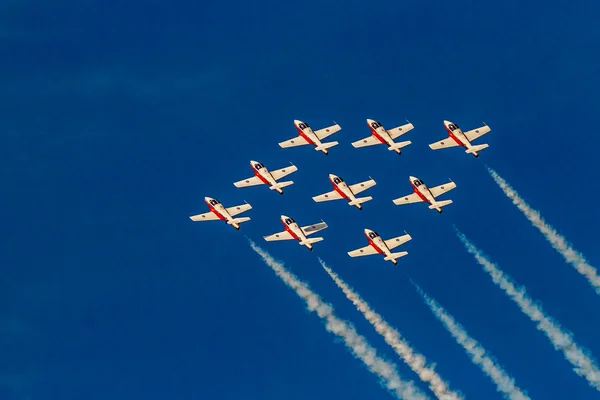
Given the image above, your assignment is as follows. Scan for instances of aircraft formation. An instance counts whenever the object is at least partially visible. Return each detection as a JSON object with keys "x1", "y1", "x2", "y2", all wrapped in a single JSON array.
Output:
[{"x1": 190, "y1": 118, "x2": 492, "y2": 264}]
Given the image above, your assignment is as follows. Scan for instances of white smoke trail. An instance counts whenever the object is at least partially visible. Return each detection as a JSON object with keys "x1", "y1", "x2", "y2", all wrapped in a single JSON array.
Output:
[
  {"x1": 487, "y1": 167, "x2": 600, "y2": 295},
  {"x1": 320, "y1": 260, "x2": 462, "y2": 400},
  {"x1": 457, "y1": 230, "x2": 600, "y2": 391},
  {"x1": 411, "y1": 282, "x2": 530, "y2": 400},
  {"x1": 248, "y1": 240, "x2": 430, "y2": 400}
]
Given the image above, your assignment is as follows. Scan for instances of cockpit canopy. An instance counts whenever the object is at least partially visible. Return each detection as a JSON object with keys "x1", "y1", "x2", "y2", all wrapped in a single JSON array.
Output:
[
  {"x1": 254, "y1": 163, "x2": 263, "y2": 169},
  {"x1": 333, "y1": 177, "x2": 343, "y2": 184},
  {"x1": 284, "y1": 218, "x2": 295, "y2": 225},
  {"x1": 370, "y1": 121, "x2": 381, "y2": 129},
  {"x1": 368, "y1": 231, "x2": 379, "y2": 239},
  {"x1": 209, "y1": 199, "x2": 219, "y2": 206},
  {"x1": 413, "y1": 179, "x2": 423, "y2": 187}
]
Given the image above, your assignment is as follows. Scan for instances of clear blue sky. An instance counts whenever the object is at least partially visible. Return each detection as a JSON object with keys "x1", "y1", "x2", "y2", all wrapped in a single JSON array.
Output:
[{"x1": 1, "y1": 0, "x2": 600, "y2": 399}]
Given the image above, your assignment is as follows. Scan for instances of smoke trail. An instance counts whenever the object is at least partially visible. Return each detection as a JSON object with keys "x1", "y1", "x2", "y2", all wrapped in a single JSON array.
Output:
[
  {"x1": 487, "y1": 167, "x2": 600, "y2": 295},
  {"x1": 411, "y1": 282, "x2": 530, "y2": 400},
  {"x1": 248, "y1": 240, "x2": 430, "y2": 400},
  {"x1": 457, "y1": 230, "x2": 600, "y2": 391},
  {"x1": 320, "y1": 260, "x2": 461, "y2": 400}
]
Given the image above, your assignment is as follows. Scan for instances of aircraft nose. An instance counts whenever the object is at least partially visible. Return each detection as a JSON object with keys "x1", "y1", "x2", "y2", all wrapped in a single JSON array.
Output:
[
  {"x1": 366, "y1": 118, "x2": 375, "y2": 124},
  {"x1": 329, "y1": 174, "x2": 338, "y2": 180},
  {"x1": 250, "y1": 160, "x2": 257, "y2": 165},
  {"x1": 294, "y1": 119, "x2": 302, "y2": 125},
  {"x1": 364, "y1": 228, "x2": 372, "y2": 234},
  {"x1": 204, "y1": 196, "x2": 212, "y2": 202},
  {"x1": 443, "y1": 120, "x2": 452, "y2": 125},
  {"x1": 409, "y1": 176, "x2": 417, "y2": 181},
  {"x1": 280, "y1": 215, "x2": 288, "y2": 220}
]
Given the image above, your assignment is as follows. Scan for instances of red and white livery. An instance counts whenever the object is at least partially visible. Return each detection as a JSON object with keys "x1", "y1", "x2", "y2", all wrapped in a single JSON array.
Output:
[
  {"x1": 233, "y1": 160, "x2": 298, "y2": 195},
  {"x1": 279, "y1": 119, "x2": 341, "y2": 155},
  {"x1": 392, "y1": 176, "x2": 456, "y2": 213},
  {"x1": 348, "y1": 229, "x2": 412, "y2": 265},
  {"x1": 312, "y1": 174, "x2": 376, "y2": 210},
  {"x1": 352, "y1": 119, "x2": 414, "y2": 155},
  {"x1": 189, "y1": 197, "x2": 252, "y2": 230},
  {"x1": 263, "y1": 215, "x2": 328, "y2": 251},
  {"x1": 429, "y1": 120, "x2": 491, "y2": 158}
]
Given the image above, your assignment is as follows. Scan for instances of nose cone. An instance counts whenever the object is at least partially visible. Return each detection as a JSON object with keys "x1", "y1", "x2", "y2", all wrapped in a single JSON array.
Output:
[
  {"x1": 250, "y1": 160, "x2": 258, "y2": 165},
  {"x1": 366, "y1": 118, "x2": 375, "y2": 125},
  {"x1": 409, "y1": 176, "x2": 417, "y2": 182},
  {"x1": 280, "y1": 215, "x2": 289, "y2": 221},
  {"x1": 443, "y1": 120, "x2": 452, "y2": 126},
  {"x1": 329, "y1": 173, "x2": 339, "y2": 181},
  {"x1": 204, "y1": 196, "x2": 214, "y2": 202},
  {"x1": 294, "y1": 119, "x2": 303, "y2": 126},
  {"x1": 364, "y1": 228, "x2": 373, "y2": 235}
]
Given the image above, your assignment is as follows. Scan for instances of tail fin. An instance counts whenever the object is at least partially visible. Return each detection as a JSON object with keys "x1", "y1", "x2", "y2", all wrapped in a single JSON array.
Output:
[
  {"x1": 315, "y1": 141, "x2": 339, "y2": 154},
  {"x1": 388, "y1": 140, "x2": 412, "y2": 151},
  {"x1": 428, "y1": 199, "x2": 453, "y2": 213},
  {"x1": 384, "y1": 251, "x2": 408, "y2": 265},
  {"x1": 270, "y1": 181, "x2": 294, "y2": 192},
  {"x1": 348, "y1": 196, "x2": 373, "y2": 209},
  {"x1": 465, "y1": 143, "x2": 489, "y2": 156}
]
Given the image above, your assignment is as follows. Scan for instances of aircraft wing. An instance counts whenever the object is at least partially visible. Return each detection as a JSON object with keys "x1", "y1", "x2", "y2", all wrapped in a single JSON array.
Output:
[
  {"x1": 271, "y1": 164, "x2": 298, "y2": 181},
  {"x1": 351, "y1": 135, "x2": 381, "y2": 148},
  {"x1": 348, "y1": 245, "x2": 379, "y2": 257},
  {"x1": 264, "y1": 230, "x2": 295, "y2": 241},
  {"x1": 392, "y1": 192, "x2": 423, "y2": 205},
  {"x1": 189, "y1": 211, "x2": 220, "y2": 221},
  {"x1": 226, "y1": 203, "x2": 252, "y2": 217},
  {"x1": 464, "y1": 125, "x2": 491, "y2": 142},
  {"x1": 349, "y1": 178, "x2": 376, "y2": 195},
  {"x1": 384, "y1": 233, "x2": 412, "y2": 250},
  {"x1": 312, "y1": 190, "x2": 344, "y2": 202},
  {"x1": 314, "y1": 123, "x2": 341, "y2": 140},
  {"x1": 387, "y1": 122, "x2": 414, "y2": 140},
  {"x1": 429, "y1": 138, "x2": 460, "y2": 150},
  {"x1": 429, "y1": 181, "x2": 457, "y2": 198},
  {"x1": 301, "y1": 221, "x2": 328, "y2": 236},
  {"x1": 279, "y1": 136, "x2": 310, "y2": 148},
  {"x1": 233, "y1": 176, "x2": 264, "y2": 188}
]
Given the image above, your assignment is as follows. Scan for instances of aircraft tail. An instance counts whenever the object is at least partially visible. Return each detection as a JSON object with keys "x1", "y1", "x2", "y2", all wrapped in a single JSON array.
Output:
[
  {"x1": 465, "y1": 143, "x2": 489, "y2": 157},
  {"x1": 388, "y1": 140, "x2": 412, "y2": 152},
  {"x1": 270, "y1": 181, "x2": 294, "y2": 193},
  {"x1": 348, "y1": 196, "x2": 373, "y2": 209},
  {"x1": 428, "y1": 200, "x2": 453, "y2": 213},
  {"x1": 315, "y1": 141, "x2": 339, "y2": 154},
  {"x1": 300, "y1": 237, "x2": 324, "y2": 250},
  {"x1": 227, "y1": 217, "x2": 251, "y2": 230},
  {"x1": 384, "y1": 251, "x2": 409, "y2": 265}
]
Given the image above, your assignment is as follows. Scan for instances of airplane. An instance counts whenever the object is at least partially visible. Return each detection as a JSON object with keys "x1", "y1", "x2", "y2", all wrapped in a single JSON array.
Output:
[
  {"x1": 279, "y1": 120, "x2": 342, "y2": 155},
  {"x1": 348, "y1": 229, "x2": 412, "y2": 265},
  {"x1": 312, "y1": 174, "x2": 377, "y2": 210},
  {"x1": 189, "y1": 197, "x2": 252, "y2": 230},
  {"x1": 263, "y1": 215, "x2": 328, "y2": 251},
  {"x1": 352, "y1": 119, "x2": 414, "y2": 155},
  {"x1": 392, "y1": 176, "x2": 456, "y2": 213},
  {"x1": 429, "y1": 120, "x2": 491, "y2": 158},
  {"x1": 233, "y1": 160, "x2": 298, "y2": 195}
]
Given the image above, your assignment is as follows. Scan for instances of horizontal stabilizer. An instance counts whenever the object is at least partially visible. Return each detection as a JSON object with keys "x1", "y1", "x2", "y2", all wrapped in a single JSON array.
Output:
[
  {"x1": 300, "y1": 237, "x2": 324, "y2": 245},
  {"x1": 315, "y1": 141, "x2": 339, "y2": 152},
  {"x1": 270, "y1": 181, "x2": 294, "y2": 190},
  {"x1": 348, "y1": 196, "x2": 373, "y2": 206},
  {"x1": 384, "y1": 251, "x2": 408, "y2": 263},
  {"x1": 428, "y1": 200, "x2": 453, "y2": 209},
  {"x1": 465, "y1": 144, "x2": 489, "y2": 154},
  {"x1": 228, "y1": 217, "x2": 250, "y2": 225},
  {"x1": 388, "y1": 140, "x2": 412, "y2": 151}
]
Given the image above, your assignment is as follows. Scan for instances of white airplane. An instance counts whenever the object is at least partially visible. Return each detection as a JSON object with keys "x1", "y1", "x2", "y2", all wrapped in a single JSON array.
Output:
[
  {"x1": 352, "y1": 119, "x2": 414, "y2": 155},
  {"x1": 233, "y1": 160, "x2": 298, "y2": 195},
  {"x1": 279, "y1": 120, "x2": 341, "y2": 155},
  {"x1": 429, "y1": 120, "x2": 491, "y2": 158},
  {"x1": 189, "y1": 197, "x2": 252, "y2": 230},
  {"x1": 312, "y1": 174, "x2": 376, "y2": 210},
  {"x1": 348, "y1": 229, "x2": 412, "y2": 265},
  {"x1": 392, "y1": 176, "x2": 456, "y2": 213},
  {"x1": 263, "y1": 215, "x2": 328, "y2": 251}
]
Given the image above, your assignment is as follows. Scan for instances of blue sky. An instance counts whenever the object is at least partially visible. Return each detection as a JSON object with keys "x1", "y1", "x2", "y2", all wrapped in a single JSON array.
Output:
[{"x1": 1, "y1": 0, "x2": 600, "y2": 399}]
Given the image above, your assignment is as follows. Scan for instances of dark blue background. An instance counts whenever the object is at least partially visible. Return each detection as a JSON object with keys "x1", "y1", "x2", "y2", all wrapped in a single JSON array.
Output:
[{"x1": 1, "y1": 0, "x2": 599, "y2": 398}]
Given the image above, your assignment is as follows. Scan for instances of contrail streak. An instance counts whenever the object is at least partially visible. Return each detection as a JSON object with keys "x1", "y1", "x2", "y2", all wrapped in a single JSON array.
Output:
[
  {"x1": 249, "y1": 240, "x2": 430, "y2": 400},
  {"x1": 457, "y1": 230, "x2": 600, "y2": 391},
  {"x1": 411, "y1": 282, "x2": 530, "y2": 400},
  {"x1": 487, "y1": 167, "x2": 600, "y2": 295},
  {"x1": 320, "y1": 260, "x2": 462, "y2": 400}
]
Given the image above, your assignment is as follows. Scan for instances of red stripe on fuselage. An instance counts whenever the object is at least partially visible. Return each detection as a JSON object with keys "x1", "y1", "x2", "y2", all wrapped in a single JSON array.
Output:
[
  {"x1": 365, "y1": 234, "x2": 385, "y2": 255},
  {"x1": 369, "y1": 128, "x2": 389, "y2": 145},
  {"x1": 330, "y1": 178, "x2": 349, "y2": 200},
  {"x1": 295, "y1": 126, "x2": 317, "y2": 146},
  {"x1": 252, "y1": 167, "x2": 271, "y2": 185},
  {"x1": 444, "y1": 126, "x2": 466, "y2": 148},
  {"x1": 282, "y1": 221, "x2": 301, "y2": 241},
  {"x1": 410, "y1": 182, "x2": 431, "y2": 204},
  {"x1": 206, "y1": 201, "x2": 227, "y2": 220}
]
